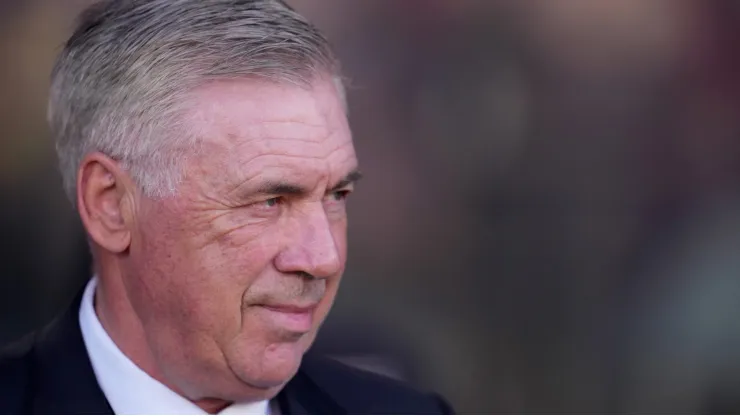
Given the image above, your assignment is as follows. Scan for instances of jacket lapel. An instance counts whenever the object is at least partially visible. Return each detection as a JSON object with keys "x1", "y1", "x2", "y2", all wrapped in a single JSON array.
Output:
[
  {"x1": 31, "y1": 289, "x2": 114, "y2": 415},
  {"x1": 276, "y1": 358, "x2": 345, "y2": 415}
]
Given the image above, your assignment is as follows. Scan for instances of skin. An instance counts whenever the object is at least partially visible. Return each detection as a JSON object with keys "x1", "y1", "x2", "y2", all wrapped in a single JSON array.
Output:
[{"x1": 76, "y1": 76, "x2": 359, "y2": 413}]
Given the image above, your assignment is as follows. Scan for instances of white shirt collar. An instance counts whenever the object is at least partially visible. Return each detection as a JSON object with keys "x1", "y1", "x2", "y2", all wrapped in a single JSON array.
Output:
[{"x1": 79, "y1": 276, "x2": 271, "y2": 415}]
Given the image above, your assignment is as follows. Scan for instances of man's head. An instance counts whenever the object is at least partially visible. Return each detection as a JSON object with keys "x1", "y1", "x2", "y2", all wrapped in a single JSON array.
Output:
[{"x1": 48, "y1": 0, "x2": 358, "y2": 406}]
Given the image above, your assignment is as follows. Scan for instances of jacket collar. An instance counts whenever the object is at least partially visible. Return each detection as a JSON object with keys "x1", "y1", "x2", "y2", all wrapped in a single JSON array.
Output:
[{"x1": 31, "y1": 289, "x2": 114, "y2": 414}]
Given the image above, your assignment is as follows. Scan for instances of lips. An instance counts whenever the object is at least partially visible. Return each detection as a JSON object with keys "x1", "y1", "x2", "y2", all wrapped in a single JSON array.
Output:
[
  {"x1": 258, "y1": 303, "x2": 317, "y2": 314},
  {"x1": 254, "y1": 303, "x2": 318, "y2": 333}
]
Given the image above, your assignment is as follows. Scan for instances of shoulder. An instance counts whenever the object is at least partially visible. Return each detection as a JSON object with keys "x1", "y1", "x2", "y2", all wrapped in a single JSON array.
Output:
[
  {"x1": 300, "y1": 354, "x2": 454, "y2": 414},
  {"x1": 0, "y1": 333, "x2": 36, "y2": 413}
]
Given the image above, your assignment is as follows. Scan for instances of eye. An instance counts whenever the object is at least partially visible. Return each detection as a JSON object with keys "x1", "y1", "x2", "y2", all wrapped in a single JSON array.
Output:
[
  {"x1": 330, "y1": 190, "x2": 351, "y2": 201},
  {"x1": 249, "y1": 197, "x2": 282, "y2": 212}
]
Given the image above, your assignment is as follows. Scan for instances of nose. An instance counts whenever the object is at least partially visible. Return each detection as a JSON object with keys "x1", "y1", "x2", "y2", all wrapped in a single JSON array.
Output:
[{"x1": 274, "y1": 203, "x2": 343, "y2": 279}]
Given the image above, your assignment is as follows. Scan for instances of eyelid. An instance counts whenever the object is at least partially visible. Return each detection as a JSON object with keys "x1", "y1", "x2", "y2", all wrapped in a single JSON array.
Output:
[
  {"x1": 329, "y1": 188, "x2": 352, "y2": 197},
  {"x1": 247, "y1": 195, "x2": 282, "y2": 208},
  {"x1": 330, "y1": 183, "x2": 355, "y2": 194},
  {"x1": 326, "y1": 189, "x2": 352, "y2": 203}
]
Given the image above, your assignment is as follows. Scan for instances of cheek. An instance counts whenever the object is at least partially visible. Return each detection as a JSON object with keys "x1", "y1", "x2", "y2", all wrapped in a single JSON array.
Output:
[
  {"x1": 332, "y1": 220, "x2": 349, "y2": 264},
  {"x1": 130, "y1": 209, "x2": 281, "y2": 337},
  {"x1": 176, "y1": 230, "x2": 280, "y2": 330},
  {"x1": 126, "y1": 211, "x2": 189, "y2": 318}
]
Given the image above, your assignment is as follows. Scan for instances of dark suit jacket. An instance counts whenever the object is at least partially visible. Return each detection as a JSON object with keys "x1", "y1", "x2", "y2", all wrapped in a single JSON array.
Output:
[{"x1": 0, "y1": 290, "x2": 454, "y2": 414}]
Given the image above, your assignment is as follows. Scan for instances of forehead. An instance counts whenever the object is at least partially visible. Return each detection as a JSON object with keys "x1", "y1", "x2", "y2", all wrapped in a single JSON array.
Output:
[{"x1": 183, "y1": 77, "x2": 355, "y2": 186}]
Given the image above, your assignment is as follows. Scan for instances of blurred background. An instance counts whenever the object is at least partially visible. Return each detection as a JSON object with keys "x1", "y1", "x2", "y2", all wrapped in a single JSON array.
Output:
[{"x1": 2, "y1": 0, "x2": 740, "y2": 413}]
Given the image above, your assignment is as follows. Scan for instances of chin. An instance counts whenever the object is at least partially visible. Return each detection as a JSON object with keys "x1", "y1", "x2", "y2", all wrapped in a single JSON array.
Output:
[{"x1": 226, "y1": 334, "x2": 312, "y2": 392}]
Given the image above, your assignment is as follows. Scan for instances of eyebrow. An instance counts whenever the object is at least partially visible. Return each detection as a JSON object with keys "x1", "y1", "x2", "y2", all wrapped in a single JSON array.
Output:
[
  {"x1": 256, "y1": 182, "x2": 307, "y2": 196},
  {"x1": 255, "y1": 168, "x2": 363, "y2": 197},
  {"x1": 328, "y1": 169, "x2": 363, "y2": 192}
]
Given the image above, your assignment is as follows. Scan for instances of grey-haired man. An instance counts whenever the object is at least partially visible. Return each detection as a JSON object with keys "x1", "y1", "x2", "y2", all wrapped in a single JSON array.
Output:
[{"x1": 0, "y1": 1, "x2": 453, "y2": 413}]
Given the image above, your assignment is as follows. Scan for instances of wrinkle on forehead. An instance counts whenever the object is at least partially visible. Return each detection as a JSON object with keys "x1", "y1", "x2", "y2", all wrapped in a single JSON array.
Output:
[
  {"x1": 187, "y1": 76, "x2": 347, "y2": 140},
  {"x1": 177, "y1": 77, "x2": 356, "y2": 202},
  {"x1": 185, "y1": 77, "x2": 351, "y2": 155}
]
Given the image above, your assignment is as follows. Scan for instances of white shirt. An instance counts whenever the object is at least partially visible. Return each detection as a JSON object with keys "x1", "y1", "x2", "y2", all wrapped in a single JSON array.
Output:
[{"x1": 79, "y1": 276, "x2": 271, "y2": 415}]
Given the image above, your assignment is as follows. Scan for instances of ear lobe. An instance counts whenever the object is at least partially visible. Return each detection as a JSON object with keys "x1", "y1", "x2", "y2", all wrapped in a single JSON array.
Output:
[{"x1": 77, "y1": 152, "x2": 134, "y2": 254}]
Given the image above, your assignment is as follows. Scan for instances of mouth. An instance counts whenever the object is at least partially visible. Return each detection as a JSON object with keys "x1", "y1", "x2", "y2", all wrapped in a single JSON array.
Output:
[{"x1": 253, "y1": 303, "x2": 318, "y2": 333}]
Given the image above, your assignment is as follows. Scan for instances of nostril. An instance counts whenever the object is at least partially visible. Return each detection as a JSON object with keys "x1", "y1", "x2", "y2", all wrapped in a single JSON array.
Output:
[{"x1": 296, "y1": 271, "x2": 316, "y2": 280}]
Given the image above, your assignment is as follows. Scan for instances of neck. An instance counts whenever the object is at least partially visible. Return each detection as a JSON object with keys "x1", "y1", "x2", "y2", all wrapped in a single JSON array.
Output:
[{"x1": 93, "y1": 257, "x2": 232, "y2": 414}]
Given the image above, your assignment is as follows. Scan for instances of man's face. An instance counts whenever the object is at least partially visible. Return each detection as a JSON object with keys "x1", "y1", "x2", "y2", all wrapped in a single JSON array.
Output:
[{"x1": 122, "y1": 78, "x2": 357, "y2": 401}]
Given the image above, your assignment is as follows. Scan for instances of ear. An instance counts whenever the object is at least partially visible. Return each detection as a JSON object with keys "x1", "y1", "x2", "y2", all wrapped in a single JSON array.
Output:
[{"x1": 77, "y1": 152, "x2": 136, "y2": 254}]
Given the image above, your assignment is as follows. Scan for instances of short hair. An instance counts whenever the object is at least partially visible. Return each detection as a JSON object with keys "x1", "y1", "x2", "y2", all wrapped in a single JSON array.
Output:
[{"x1": 48, "y1": 0, "x2": 343, "y2": 203}]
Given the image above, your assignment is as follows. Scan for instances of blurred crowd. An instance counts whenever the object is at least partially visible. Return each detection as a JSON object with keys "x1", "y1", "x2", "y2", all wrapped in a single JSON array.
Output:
[{"x1": 2, "y1": 0, "x2": 740, "y2": 412}]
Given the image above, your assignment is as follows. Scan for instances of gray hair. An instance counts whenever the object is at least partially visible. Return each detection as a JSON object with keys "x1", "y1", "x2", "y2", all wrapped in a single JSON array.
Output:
[{"x1": 48, "y1": 0, "x2": 344, "y2": 203}]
